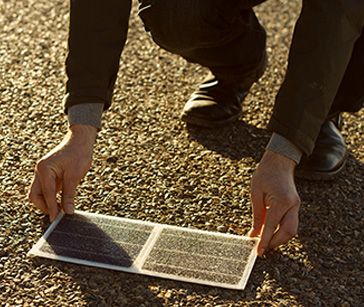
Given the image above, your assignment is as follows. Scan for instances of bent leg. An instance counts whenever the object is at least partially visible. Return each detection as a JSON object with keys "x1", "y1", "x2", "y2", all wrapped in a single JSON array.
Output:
[
  {"x1": 138, "y1": 0, "x2": 267, "y2": 126},
  {"x1": 329, "y1": 30, "x2": 364, "y2": 116},
  {"x1": 138, "y1": 0, "x2": 267, "y2": 79}
]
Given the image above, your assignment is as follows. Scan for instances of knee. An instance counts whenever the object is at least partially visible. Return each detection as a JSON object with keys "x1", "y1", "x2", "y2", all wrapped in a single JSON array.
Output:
[
  {"x1": 138, "y1": 0, "x2": 204, "y2": 51},
  {"x1": 139, "y1": 0, "x2": 246, "y2": 53}
]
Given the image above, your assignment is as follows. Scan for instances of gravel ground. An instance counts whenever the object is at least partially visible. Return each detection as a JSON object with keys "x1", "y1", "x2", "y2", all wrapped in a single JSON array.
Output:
[{"x1": 1, "y1": 0, "x2": 363, "y2": 306}]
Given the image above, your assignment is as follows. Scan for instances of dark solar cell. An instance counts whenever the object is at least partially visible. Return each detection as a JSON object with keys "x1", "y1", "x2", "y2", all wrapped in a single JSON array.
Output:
[{"x1": 39, "y1": 213, "x2": 153, "y2": 267}]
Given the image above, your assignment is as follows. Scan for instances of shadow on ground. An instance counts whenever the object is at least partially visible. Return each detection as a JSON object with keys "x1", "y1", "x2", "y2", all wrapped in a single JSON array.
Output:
[{"x1": 186, "y1": 120, "x2": 271, "y2": 162}]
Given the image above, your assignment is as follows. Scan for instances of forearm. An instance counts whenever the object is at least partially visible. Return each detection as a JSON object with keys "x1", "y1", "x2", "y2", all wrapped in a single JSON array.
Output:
[
  {"x1": 64, "y1": 0, "x2": 132, "y2": 112},
  {"x1": 269, "y1": 0, "x2": 364, "y2": 155}
]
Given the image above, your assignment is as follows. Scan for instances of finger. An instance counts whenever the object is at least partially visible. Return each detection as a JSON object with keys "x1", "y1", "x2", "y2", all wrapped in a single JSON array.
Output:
[
  {"x1": 61, "y1": 172, "x2": 79, "y2": 215},
  {"x1": 257, "y1": 199, "x2": 285, "y2": 256},
  {"x1": 37, "y1": 162, "x2": 60, "y2": 222},
  {"x1": 249, "y1": 187, "x2": 267, "y2": 238},
  {"x1": 268, "y1": 206, "x2": 299, "y2": 249},
  {"x1": 28, "y1": 172, "x2": 49, "y2": 215}
]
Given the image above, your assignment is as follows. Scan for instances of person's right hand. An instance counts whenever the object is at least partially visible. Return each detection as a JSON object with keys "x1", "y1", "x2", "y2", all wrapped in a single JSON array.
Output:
[{"x1": 29, "y1": 124, "x2": 97, "y2": 222}]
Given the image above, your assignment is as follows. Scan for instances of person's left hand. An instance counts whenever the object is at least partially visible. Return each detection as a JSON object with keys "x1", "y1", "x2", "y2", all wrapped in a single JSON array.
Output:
[{"x1": 249, "y1": 150, "x2": 301, "y2": 256}]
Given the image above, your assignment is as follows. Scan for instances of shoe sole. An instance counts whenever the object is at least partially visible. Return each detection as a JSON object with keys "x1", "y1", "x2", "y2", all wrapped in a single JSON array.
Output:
[
  {"x1": 180, "y1": 111, "x2": 243, "y2": 128},
  {"x1": 294, "y1": 159, "x2": 346, "y2": 181}
]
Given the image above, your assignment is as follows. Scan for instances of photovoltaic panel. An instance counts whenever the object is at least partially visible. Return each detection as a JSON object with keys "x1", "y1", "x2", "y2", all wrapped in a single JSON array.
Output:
[
  {"x1": 28, "y1": 210, "x2": 258, "y2": 290},
  {"x1": 141, "y1": 228, "x2": 257, "y2": 286}
]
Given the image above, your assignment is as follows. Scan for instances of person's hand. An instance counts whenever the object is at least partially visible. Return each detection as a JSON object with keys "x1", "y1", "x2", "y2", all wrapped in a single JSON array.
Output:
[
  {"x1": 29, "y1": 124, "x2": 97, "y2": 222},
  {"x1": 249, "y1": 149, "x2": 301, "y2": 256}
]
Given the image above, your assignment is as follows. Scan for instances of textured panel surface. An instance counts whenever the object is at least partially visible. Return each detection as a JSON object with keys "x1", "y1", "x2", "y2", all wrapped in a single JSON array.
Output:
[
  {"x1": 29, "y1": 211, "x2": 258, "y2": 289},
  {"x1": 142, "y1": 228, "x2": 256, "y2": 285},
  {"x1": 38, "y1": 213, "x2": 153, "y2": 267}
]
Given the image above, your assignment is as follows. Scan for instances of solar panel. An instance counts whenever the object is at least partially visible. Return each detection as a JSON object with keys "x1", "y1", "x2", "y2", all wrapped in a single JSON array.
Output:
[{"x1": 28, "y1": 211, "x2": 258, "y2": 290}]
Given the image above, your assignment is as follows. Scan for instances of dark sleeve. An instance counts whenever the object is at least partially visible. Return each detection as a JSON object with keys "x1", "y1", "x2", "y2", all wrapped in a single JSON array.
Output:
[
  {"x1": 63, "y1": 0, "x2": 132, "y2": 112},
  {"x1": 268, "y1": 0, "x2": 364, "y2": 155}
]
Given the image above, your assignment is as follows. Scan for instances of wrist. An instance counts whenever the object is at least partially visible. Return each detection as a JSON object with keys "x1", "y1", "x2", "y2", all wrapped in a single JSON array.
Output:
[
  {"x1": 69, "y1": 123, "x2": 98, "y2": 134},
  {"x1": 45, "y1": 124, "x2": 97, "y2": 160},
  {"x1": 66, "y1": 124, "x2": 98, "y2": 147},
  {"x1": 262, "y1": 149, "x2": 297, "y2": 173}
]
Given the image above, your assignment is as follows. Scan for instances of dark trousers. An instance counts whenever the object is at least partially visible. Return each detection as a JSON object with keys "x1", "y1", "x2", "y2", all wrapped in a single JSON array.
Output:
[
  {"x1": 330, "y1": 31, "x2": 364, "y2": 116},
  {"x1": 65, "y1": 0, "x2": 363, "y2": 118},
  {"x1": 138, "y1": 0, "x2": 267, "y2": 80}
]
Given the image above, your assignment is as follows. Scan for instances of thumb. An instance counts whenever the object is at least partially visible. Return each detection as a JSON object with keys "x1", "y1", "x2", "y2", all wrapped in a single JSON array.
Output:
[{"x1": 61, "y1": 174, "x2": 79, "y2": 215}]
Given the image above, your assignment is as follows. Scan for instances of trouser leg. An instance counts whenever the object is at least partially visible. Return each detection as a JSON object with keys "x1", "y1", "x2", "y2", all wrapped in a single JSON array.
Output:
[
  {"x1": 65, "y1": 0, "x2": 132, "y2": 110},
  {"x1": 296, "y1": 26, "x2": 364, "y2": 180},
  {"x1": 138, "y1": 0, "x2": 267, "y2": 80},
  {"x1": 329, "y1": 29, "x2": 364, "y2": 116}
]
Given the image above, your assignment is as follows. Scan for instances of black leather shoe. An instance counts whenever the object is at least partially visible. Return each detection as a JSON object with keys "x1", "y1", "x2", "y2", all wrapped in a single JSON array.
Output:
[
  {"x1": 181, "y1": 58, "x2": 266, "y2": 127},
  {"x1": 295, "y1": 115, "x2": 347, "y2": 180}
]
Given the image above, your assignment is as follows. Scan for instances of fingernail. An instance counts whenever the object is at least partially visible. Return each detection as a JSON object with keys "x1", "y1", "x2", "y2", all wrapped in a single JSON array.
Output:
[
  {"x1": 50, "y1": 213, "x2": 58, "y2": 223},
  {"x1": 63, "y1": 204, "x2": 74, "y2": 214},
  {"x1": 258, "y1": 248, "x2": 265, "y2": 257}
]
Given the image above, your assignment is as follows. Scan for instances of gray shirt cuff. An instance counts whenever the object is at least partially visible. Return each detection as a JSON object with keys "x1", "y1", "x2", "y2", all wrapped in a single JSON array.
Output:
[
  {"x1": 266, "y1": 133, "x2": 303, "y2": 164},
  {"x1": 68, "y1": 103, "x2": 104, "y2": 130}
]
